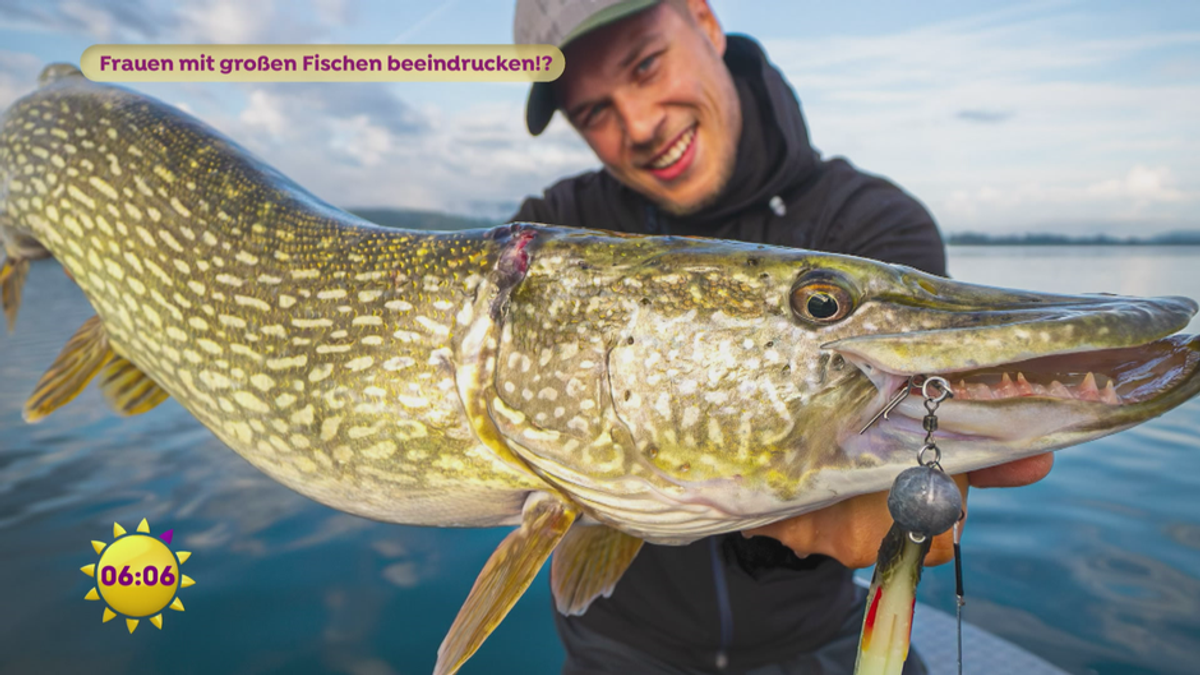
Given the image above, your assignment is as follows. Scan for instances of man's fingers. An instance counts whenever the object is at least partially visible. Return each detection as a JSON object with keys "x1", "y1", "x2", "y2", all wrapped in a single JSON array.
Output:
[
  {"x1": 743, "y1": 473, "x2": 969, "y2": 570},
  {"x1": 968, "y1": 453, "x2": 1054, "y2": 488},
  {"x1": 742, "y1": 491, "x2": 890, "y2": 569}
]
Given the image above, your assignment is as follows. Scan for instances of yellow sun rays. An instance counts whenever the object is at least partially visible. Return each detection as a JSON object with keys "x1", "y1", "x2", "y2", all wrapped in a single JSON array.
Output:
[{"x1": 82, "y1": 518, "x2": 194, "y2": 633}]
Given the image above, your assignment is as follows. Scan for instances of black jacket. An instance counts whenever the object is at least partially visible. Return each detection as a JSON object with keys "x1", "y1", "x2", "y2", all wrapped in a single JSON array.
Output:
[{"x1": 511, "y1": 35, "x2": 945, "y2": 673}]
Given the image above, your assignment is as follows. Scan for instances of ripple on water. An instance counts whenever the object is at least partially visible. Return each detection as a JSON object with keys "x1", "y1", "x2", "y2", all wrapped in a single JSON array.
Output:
[{"x1": 3, "y1": 251, "x2": 1200, "y2": 673}]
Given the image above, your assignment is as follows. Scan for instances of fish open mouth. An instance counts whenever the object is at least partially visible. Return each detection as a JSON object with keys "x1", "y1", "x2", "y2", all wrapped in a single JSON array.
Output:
[
  {"x1": 834, "y1": 332, "x2": 1200, "y2": 448},
  {"x1": 912, "y1": 335, "x2": 1199, "y2": 406},
  {"x1": 819, "y1": 290, "x2": 1200, "y2": 445}
]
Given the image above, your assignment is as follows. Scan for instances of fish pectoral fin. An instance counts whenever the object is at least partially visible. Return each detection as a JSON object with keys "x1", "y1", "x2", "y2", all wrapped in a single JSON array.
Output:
[
  {"x1": 550, "y1": 524, "x2": 643, "y2": 616},
  {"x1": 23, "y1": 315, "x2": 114, "y2": 423},
  {"x1": 434, "y1": 492, "x2": 579, "y2": 675},
  {"x1": 99, "y1": 355, "x2": 170, "y2": 416},
  {"x1": 0, "y1": 255, "x2": 29, "y2": 333}
]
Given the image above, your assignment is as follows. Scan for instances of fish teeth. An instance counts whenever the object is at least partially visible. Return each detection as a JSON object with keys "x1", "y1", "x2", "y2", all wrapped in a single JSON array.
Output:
[
  {"x1": 968, "y1": 382, "x2": 993, "y2": 400},
  {"x1": 1015, "y1": 372, "x2": 1034, "y2": 396},
  {"x1": 1100, "y1": 380, "x2": 1121, "y2": 405},
  {"x1": 1049, "y1": 380, "x2": 1073, "y2": 399},
  {"x1": 1077, "y1": 372, "x2": 1101, "y2": 402},
  {"x1": 956, "y1": 379, "x2": 969, "y2": 400},
  {"x1": 995, "y1": 372, "x2": 1018, "y2": 398}
]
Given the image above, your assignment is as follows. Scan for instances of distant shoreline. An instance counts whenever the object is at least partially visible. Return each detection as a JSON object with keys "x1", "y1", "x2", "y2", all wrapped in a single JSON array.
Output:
[
  {"x1": 348, "y1": 207, "x2": 1200, "y2": 245},
  {"x1": 947, "y1": 232, "x2": 1200, "y2": 246}
]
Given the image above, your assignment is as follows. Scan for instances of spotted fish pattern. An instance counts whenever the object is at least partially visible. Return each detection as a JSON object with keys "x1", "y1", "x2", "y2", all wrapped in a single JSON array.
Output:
[
  {"x1": 7, "y1": 65, "x2": 1200, "y2": 675},
  {"x1": 0, "y1": 66, "x2": 552, "y2": 527}
]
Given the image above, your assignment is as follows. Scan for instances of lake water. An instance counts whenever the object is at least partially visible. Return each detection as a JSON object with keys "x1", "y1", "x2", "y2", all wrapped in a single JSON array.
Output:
[{"x1": 1, "y1": 245, "x2": 1198, "y2": 674}]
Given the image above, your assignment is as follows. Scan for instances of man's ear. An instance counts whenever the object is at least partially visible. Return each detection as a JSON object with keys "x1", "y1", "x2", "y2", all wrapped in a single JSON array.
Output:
[{"x1": 686, "y1": 0, "x2": 727, "y2": 56}]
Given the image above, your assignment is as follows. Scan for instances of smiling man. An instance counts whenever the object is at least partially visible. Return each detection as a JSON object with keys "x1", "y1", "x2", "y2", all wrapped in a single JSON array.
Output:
[{"x1": 511, "y1": 1, "x2": 1052, "y2": 672}]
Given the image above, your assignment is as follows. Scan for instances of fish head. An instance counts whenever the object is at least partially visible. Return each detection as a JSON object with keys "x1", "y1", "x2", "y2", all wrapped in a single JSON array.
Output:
[
  {"x1": 493, "y1": 233, "x2": 1200, "y2": 539},
  {"x1": 816, "y1": 255, "x2": 1200, "y2": 486}
]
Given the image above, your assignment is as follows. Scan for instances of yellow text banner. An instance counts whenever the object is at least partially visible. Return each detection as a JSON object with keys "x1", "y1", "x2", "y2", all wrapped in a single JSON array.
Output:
[{"x1": 81, "y1": 44, "x2": 564, "y2": 83}]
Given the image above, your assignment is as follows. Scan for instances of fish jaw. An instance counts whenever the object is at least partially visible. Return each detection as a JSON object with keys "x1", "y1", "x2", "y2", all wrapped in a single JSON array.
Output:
[{"x1": 827, "y1": 269, "x2": 1200, "y2": 476}]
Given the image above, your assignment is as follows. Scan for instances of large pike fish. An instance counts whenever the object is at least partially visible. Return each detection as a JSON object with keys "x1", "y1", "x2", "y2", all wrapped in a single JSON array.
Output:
[{"x1": 3, "y1": 65, "x2": 1199, "y2": 673}]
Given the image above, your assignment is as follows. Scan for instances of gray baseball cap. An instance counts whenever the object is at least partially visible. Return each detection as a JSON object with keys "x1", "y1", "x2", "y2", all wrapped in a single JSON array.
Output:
[{"x1": 513, "y1": 0, "x2": 660, "y2": 135}]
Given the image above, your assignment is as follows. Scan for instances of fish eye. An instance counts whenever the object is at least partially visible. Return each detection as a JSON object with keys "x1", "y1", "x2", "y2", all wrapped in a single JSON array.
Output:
[{"x1": 790, "y1": 278, "x2": 855, "y2": 323}]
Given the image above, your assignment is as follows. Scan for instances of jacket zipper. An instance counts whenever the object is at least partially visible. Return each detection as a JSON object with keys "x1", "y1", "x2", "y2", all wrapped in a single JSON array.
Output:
[
  {"x1": 644, "y1": 203, "x2": 668, "y2": 235},
  {"x1": 709, "y1": 536, "x2": 733, "y2": 670}
]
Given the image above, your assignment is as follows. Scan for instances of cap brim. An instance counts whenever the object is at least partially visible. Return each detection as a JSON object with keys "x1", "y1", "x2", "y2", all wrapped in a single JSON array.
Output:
[
  {"x1": 524, "y1": 0, "x2": 661, "y2": 136},
  {"x1": 526, "y1": 81, "x2": 557, "y2": 136}
]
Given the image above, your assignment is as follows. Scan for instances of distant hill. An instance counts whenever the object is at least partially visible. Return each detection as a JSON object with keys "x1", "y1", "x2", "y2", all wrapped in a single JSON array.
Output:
[
  {"x1": 349, "y1": 207, "x2": 497, "y2": 231},
  {"x1": 349, "y1": 208, "x2": 1200, "y2": 245},
  {"x1": 947, "y1": 230, "x2": 1200, "y2": 245}
]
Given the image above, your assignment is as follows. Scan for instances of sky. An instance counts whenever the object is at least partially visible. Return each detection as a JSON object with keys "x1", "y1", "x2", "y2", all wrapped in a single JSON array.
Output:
[{"x1": 1, "y1": 0, "x2": 1198, "y2": 236}]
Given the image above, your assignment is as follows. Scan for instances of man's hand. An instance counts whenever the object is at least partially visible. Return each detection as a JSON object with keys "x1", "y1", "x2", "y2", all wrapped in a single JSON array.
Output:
[
  {"x1": 742, "y1": 453, "x2": 1053, "y2": 569},
  {"x1": 968, "y1": 453, "x2": 1054, "y2": 488}
]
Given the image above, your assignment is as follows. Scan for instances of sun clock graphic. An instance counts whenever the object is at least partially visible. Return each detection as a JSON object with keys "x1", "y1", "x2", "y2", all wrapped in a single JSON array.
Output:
[{"x1": 81, "y1": 518, "x2": 195, "y2": 633}]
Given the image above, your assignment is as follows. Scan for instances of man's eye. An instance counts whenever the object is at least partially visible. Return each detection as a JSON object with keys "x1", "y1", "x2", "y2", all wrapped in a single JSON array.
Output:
[
  {"x1": 583, "y1": 103, "x2": 609, "y2": 127},
  {"x1": 636, "y1": 54, "x2": 658, "y2": 75}
]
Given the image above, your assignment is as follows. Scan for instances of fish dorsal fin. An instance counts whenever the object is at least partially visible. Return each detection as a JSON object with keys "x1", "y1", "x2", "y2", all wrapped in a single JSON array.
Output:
[
  {"x1": 550, "y1": 524, "x2": 643, "y2": 616},
  {"x1": 23, "y1": 315, "x2": 113, "y2": 422},
  {"x1": 434, "y1": 493, "x2": 578, "y2": 675},
  {"x1": 38, "y1": 63, "x2": 83, "y2": 87},
  {"x1": 0, "y1": 256, "x2": 29, "y2": 332},
  {"x1": 99, "y1": 355, "x2": 170, "y2": 416}
]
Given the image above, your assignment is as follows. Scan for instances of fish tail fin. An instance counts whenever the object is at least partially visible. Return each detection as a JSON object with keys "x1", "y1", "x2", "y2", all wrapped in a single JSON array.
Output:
[{"x1": 434, "y1": 493, "x2": 578, "y2": 675}]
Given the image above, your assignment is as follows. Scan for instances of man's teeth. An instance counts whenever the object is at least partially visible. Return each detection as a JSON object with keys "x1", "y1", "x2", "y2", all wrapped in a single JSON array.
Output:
[
  {"x1": 650, "y1": 127, "x2": 696, "y2": 169},
  {"x1": 949, "y1": 371, "x2": 1122, "y2": 405}
]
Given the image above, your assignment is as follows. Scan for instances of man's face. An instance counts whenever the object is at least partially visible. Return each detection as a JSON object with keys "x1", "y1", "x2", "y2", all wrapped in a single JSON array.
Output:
[{"x1": 556, "y1": 1, "x2": 742, "y2": 216}]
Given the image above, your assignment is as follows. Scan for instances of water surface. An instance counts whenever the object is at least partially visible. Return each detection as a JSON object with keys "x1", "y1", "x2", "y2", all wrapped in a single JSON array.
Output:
[{"x1": 0, "y1": 245, "x2": 1198, "y2": 674}]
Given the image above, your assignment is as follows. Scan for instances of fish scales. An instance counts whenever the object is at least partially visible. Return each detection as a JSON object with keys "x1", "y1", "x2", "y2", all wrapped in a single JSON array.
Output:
[
  {"x1": 0, "y1": 70, "x2": 547, "y2": 527},
  {"x1": 6, "y1": 67, "x2": 1200, "y2": 675},
  {"x1": 0, "y1": 72, "x2": 898, "y2": 542},
  {"x1": 4, "y1": 68, "x2": 1200, "y2": 544}
]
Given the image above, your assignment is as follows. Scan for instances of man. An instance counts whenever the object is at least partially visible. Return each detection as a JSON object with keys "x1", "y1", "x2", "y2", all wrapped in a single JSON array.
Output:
[{"x1": 510, "y1": 1, "x2": 1054, "y2": 672}]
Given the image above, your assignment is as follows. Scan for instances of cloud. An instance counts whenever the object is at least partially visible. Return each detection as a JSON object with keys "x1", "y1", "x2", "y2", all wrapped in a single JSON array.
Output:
[
  {"x1": 217, "y1": 89, "x2": 595, "y2": 216},
  {"x1": 761, "y1": 4, "x2": 1200, "y2": 234},
  {"x1": 311, "y1": 0, "x2": 351, "y2": 27},
  {"x1": 11, "y1": 0, "x2": 1192, "y2": 236},
  {"x1": 956, "y1": 109, "x2": 1014, "y2": 124},
  {"x1": 175, "y1": 0, "x2": 278, "y2": 44},
  {"x1": 0, "y1": 0, "x2": 171, "y2": 40},
  {"x1": 942, "y1": 164, "x2": 1192, "y2": 235},
  {"x1": 329, "y1": 114, "x2": 393, "y2": 167},
  {"x1": 254, "y1": 83, "x2": 426, "y2": 137},
  {"x1": 1085, "y1": 165, "x2": 1186, "y2": 205},
  {"x1": 0, "y1": 0, "x2": 596, "y2": 216},
  {"x1": 233, "y1": 83, "x2": 427, "y2": 171},
  {"x1": 0, "y1": 0, "x2": 344, "y2": 43},
  {"x1": 239, "y1": 89, "x2": 289, "y2": 137},
  {"x1": 0, "y1": 49, "x2": 40, "y2": 109}
]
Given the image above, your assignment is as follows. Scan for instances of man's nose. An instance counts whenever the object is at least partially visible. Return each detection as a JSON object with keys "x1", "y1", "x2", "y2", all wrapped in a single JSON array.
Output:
[{"x1": 615, "y1": 94, "x2": 664, "y2": 149}]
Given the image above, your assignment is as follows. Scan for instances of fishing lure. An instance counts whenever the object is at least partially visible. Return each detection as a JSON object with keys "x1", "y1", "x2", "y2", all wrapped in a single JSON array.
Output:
[{"x1": 855, "y1": 376, "x2": 964, "y2": 675}]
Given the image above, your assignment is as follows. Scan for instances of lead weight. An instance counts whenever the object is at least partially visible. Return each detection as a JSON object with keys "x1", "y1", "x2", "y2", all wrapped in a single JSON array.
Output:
[{"x1": 887, "y1": 465, "x2": 962, "y2": 537}]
